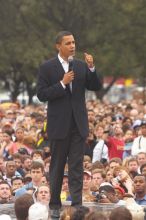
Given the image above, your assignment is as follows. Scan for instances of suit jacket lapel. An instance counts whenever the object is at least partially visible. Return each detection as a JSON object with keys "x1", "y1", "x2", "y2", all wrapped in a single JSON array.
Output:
[{"x1": 53, "y1": 56, "x2": 65, "y2": 79}]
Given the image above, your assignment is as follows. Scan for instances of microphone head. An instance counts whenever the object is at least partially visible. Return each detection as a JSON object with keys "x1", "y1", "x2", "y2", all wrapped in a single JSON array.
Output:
[{"x1": 68, "y1": 56, "x2": 73, "y2": 71}]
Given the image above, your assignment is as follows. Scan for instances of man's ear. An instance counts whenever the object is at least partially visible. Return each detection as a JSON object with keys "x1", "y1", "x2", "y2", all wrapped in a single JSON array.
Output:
[{"x1": 56, "y1": 43, "x2": 60, "y2": 51}]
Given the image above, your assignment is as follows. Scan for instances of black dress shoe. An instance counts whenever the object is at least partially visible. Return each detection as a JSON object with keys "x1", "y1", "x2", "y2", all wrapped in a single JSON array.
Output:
[{"x1": 50, "y1": 209, "x2": 60, "y2": 219}]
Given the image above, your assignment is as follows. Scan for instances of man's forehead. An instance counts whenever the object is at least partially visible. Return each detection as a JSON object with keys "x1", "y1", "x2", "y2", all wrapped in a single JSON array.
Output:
[
  {"x1": 134, "y1": 176, "x2": 145, "y2": 181},
  {"x1": 61, "y1": 35, "x2": 74, "y2": 42},
  {"x1": 31, "y1": 168, "x2": 42, "y2": 171}
]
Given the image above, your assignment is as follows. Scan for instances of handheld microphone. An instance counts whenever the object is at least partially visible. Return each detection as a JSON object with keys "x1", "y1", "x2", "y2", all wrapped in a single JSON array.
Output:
[{"x1": 68, "y1": 56, "x2": 73, "y2": 71}]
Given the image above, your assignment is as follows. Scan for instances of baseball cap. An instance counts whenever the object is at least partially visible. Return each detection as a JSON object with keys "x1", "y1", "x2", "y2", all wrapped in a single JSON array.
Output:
[{"x1": 83, "y1": 170, "x2": 92, "y2": 177}]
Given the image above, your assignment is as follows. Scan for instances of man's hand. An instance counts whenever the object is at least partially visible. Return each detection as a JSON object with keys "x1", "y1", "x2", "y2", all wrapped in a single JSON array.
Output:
[
  {"x1": 84, "y1": 53, "x2": 94, "y2": 68},
  {"x1": 62, "y1": 71, "x2": 74, "y2": 85}
]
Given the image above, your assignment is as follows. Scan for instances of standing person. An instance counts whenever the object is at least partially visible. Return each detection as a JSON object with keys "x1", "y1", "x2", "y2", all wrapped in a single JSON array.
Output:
[{"x1": 37, "y1": 30, "x2": 102, "y2": 218}]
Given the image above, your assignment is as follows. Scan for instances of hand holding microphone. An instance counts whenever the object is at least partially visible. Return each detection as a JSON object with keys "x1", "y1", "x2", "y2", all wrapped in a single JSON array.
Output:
[
  {"x1": 62, "y1": 71, "x2": 74, "y2": 85},
  {"x1": 62, "y1": 56, "x2": 74, "y2": 85}
]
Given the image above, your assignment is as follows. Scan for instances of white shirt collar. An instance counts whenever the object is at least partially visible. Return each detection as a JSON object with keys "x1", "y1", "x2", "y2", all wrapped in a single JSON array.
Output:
[{"x1": 58, "y1": 54, "x2": 68, "y2": 64}]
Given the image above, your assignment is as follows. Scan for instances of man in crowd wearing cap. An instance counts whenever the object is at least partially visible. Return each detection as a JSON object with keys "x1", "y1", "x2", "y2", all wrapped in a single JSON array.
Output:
[
  {"x1": 98, "y1": 185, "x2": 125, "y2": 205},
  {"x1": 82, "y1": 170, "x2": 94, "y2": 202},
  {"x1": 131, "y1": 120, "x2": 146, "y2": 156}
]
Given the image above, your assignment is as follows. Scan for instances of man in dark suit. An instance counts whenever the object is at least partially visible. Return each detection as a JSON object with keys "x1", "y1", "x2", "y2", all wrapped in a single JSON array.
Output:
[{"x1": 37, "y1": 31, "x2": 102, "y2": 218}]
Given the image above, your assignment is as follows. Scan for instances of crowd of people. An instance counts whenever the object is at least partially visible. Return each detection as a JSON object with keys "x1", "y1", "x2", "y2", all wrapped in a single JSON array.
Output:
[{"x1": 0, "y1": 98, "x2": 146, "y2": 219}]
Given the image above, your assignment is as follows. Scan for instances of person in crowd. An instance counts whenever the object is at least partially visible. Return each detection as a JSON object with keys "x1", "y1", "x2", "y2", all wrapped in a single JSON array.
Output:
[
  {"x1": 31, "y1": 150, "x2": 43, "y2": 162},
  {"x1": 35, "y1": 184, "x2": 50, "y2": 205},
  {"x1": 8, "y1": 127, "x2": 26, "y2": 155},
  {"x1": 3, "y1": 160, "x2": 21, "y2": 186},
  {"x1": 37, "y1": 30, "x2": 103, "y2": 218},
  {"x1": 123, "y1": 129, "x2": 134, "y2": 159},
  {"x1": 137, "y1": 152, "x2": 146, "y2": 171},
  {"x1": 98, "y1": 185, "x2": 126, "y2": 205},
  {"x1": 82, "y1": 170, "x2": 94, "y2": 202},
  {"x1": 91, "y1": 169, "x2": 106, "y2": 191},
  {"x1": 107, "y1": 124, "x2": 124, "y2": 160},
  {"x1": 22, "y1": 155, "x2": 32, "y2": 175},
  {"x1": 11, "y1": 176, "x2": 24, "y2": 196},
  {"x1": 41, "y1": 173, "x2": 49, "y2": 185},
  {"x1": 109, "y1": 157, "x2": 122, "y2": 170},
  {"x1": 105, "y1": 168, "x2": 113, "y2": 183},
  {"x1": 0, "y1": 180, "x2": 13, "y2": 203},
  {"x1": 133, "y1": 174, "x2": 146, "y2": 205},
  {"x1": 92, "y1": 124, "x2": 109, "y2": 163},
  {"x1": 0, "y1": 130, "x2": 14, "y2": 159},
  {"x1": 83, "y1": 155, "x2": 92, "y2": 171},
  {"x1": 28, "y1": 203, "x2": 49, "y2": 220},
  {"x1": 112, "y1": 166, "x2": 134, "y2": 195},
  {"x1": 61, "y1": 172, "x2": 70, "y2": 202},
  {"x1": 140, "y1": 163, "x2": 146, "y2": 176},
  {"x1": 127, "y1": 157, "x2": 139, "y2": 179},
  {"x1": 15, "y1": 194, "x2": 34, "y2": 220},
  {"x1": 12, "y1": 153, "x2": 25, "y2": 177},
  {"x1": 131, "y1": 120, "x2": 146, "y2": 156},
  {"x1": 15, "y1": 161, "x2": 44, "y2": 198},
  {"x1": 109, "y1": 206, "x2": 132, "y2": 220}
]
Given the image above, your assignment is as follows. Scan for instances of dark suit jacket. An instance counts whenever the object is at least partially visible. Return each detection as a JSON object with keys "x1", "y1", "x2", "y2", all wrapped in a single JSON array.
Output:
[{"x1": 37, "y1": 56, "x2": 102, "y2": 140}]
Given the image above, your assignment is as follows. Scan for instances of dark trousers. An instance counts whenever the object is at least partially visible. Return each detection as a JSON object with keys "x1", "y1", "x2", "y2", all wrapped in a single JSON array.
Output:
[{"x1": 49, "y1": 115, "x2": 85, "y2": 209}]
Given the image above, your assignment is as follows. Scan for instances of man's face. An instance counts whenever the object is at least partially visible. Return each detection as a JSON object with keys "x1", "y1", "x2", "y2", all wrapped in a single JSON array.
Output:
[
  {"x1": 37, "y1": 185, "x2": 50, "y2": 204},
  {"x1": 23, "y1": 158, "x2": 32, "y2": 170},
  {"x1": 56, "y1": 35, "x2": 75, "y2": 60},
  {"x1": 6, "y1": 161, "x2": 16, "y2": 176},
  {"x1": 0, "y1": 183, "x2": 11, "y2": 200},
  {"x1": 31, "y1": 168, "x2": 43, "y2": 183},
  {"x1": 92, "y1": 173, "x2": 104, "y2": 186},
  {"x1": 14, "y1": 158, "x2": 22, "y2": 169},
  {"x1": 137, "y1": 153, "x2": 146, "y2": 166},
  {"x1": 114, "y1": 124, "x2": 123, "y2": 136},
  {"x1": 83, "y1": 174, "x2": 91, "y2": 190},
  {"x1": 109, "y1": 162, "x2": 119, "y2": 170},
  {"x1": 142, "y1": 167, "x2": 146, "y2": 177},
  {"x1": 12, "y1": 179, "x2": 23, "y2": 191},
  {"x1": 133, "y1": 176, "x2": 146, "y2": 193},
  {"x1": 128, "y1": 161, "x2": 138, "y2": 172}
]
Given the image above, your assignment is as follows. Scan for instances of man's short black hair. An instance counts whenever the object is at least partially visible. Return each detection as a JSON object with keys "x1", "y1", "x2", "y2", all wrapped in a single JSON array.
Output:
[{"x1": 55, "y1": 31, "x2": 73, "y2": 44}]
